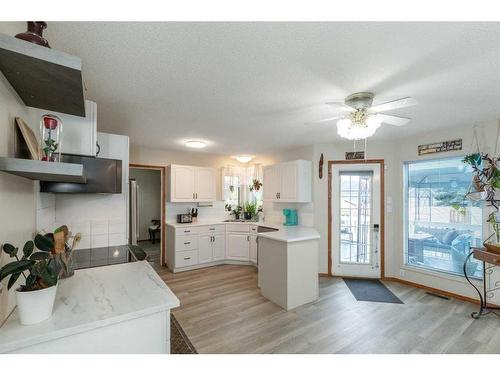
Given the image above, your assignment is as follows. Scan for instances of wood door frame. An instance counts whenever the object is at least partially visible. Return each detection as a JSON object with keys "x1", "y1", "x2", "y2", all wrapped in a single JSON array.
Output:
[
  {"x1": 129, "y1": 163, "x2": 167, "y2": 267},
  {"x1": 328, "y1": 159, "x2": 385, "y2": 278}
]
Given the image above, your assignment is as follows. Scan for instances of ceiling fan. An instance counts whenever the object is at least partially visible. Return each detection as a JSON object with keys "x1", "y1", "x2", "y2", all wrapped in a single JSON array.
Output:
[{"x1": 308, "y1": 92, "x2": 418, "y2": 140}]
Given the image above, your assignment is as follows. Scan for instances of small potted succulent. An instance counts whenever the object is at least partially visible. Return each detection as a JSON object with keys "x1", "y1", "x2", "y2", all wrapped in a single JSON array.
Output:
[{"x1": 0, "y1": 234, "x2": 58, "y2": 325}]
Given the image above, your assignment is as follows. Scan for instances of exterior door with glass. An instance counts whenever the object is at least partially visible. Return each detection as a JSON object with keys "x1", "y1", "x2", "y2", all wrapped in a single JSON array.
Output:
[{"x1": 331, "y1": 163, "x2": 382, "y2": 278}]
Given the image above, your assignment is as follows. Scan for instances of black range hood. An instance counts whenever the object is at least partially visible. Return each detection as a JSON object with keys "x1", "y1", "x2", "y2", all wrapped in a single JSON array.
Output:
[{"x1": 40, "y1": 155, "x2": 122, "y2": 194}]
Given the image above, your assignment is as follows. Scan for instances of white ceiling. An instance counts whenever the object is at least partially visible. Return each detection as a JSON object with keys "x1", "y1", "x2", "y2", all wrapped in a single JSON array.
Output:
[{"x1": 41, "y1": 22, "x2": 500, "y2": 154}]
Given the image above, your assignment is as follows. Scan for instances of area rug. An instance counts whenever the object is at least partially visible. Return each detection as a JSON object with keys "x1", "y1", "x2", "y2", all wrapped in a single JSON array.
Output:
[
  {"x1": 170, "y1": 313, "x2": 197, "y2": 354},
  {"x1": 343, "y1": 278, "x2": 403, "y2": 304}
]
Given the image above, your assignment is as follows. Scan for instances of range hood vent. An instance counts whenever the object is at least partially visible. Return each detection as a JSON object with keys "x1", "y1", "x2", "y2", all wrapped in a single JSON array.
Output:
[
  {"x1": 40, "y1": 155, "x2": 122, "y2": 194},
  {"x1": 0, "y1": 33, "x2": 85, "y2": 117}
]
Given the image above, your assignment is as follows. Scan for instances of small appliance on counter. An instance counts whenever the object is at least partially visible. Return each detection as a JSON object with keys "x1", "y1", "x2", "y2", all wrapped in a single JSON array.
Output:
[
  {"x1": 177, "y1": 213, "x2": 193, "y2": 224},
  {"x1": 283, "y1": 208, "x2": 298, "y2": 226},
  {"x1": 191, "y1": 208, "x2": 198, "y2": 223}
]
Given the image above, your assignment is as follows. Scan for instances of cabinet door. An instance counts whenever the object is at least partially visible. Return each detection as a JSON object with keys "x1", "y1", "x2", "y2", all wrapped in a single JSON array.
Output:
[
  {"x1": 280, "y1": 162, "x2": 298, "y2": 201},
  {"x1": 213, "y1": 233, "x2": 225, "y2": 261},
  {"x1": 263, "y1": 165, "x2": 280, "y2": 201},
  {"x1": 196, "y1": 167, "x2": 216, "y2": 201},
  {"x1": 198, "y1": 234, "x2": 213, "y2": 264},
  {"x1": 226, "y1": 233, "x2": 250, "y2": 260},
  {"x1": 249, "y1": 235, "x2": 258, "y2": 263},
  {"x1": 171, "y1": 165, "x2": 196, "y2": 201}
]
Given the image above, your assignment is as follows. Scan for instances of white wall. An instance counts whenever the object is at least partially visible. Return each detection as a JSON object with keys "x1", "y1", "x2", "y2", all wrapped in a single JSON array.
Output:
[
  {"x1": 129, "y1": 168, "x2": 161, "y2": 240},
  {"x1": 0, "y1": 22, "x2": 37, "y2": 324},
  {"x1": 275, "y1": 122, "x2": 499, "y2": 302}
]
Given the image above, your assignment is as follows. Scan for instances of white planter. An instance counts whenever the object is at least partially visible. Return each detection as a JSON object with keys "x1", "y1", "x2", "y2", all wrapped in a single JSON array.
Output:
[{"x1": 16, "y1": 284, "x2": 58, "y2": 325}]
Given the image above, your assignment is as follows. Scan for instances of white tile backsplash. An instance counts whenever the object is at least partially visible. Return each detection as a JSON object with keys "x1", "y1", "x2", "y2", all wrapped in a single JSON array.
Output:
[
  {"x1": 109, "y1": 233, "x2": 127, "y2": 246},
  {"x1": 91, "y1": 220, "x2": 109, "y2": 235},
  {"x1": 76, "y1": 235, "x2": 91, "y2": 250},
  {"x1": 108, "y1": 219, "x2": 125, "y2": 234},
  {"x1": 91, "y1": 234, "x2": 109, "y2": 249},
  {"x1": 70, "y1": 221, "x2": 91, "y2": 236}
]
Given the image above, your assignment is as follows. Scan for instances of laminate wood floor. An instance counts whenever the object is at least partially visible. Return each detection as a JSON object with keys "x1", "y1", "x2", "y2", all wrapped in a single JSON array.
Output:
[{"x1": 156, "y1": 264, "x2": 500, "y2": 354}]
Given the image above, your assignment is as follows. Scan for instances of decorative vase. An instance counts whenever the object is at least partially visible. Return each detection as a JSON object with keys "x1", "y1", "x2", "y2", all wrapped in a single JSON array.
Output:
[
  {"x1": 16, "y1": 283, "x2": 58, "y2": 325},
  {"x1": 244, "y1": 212, "x2": 252, "y2": 220},
  {"x1": 40, "y1": 114, "x2": 62, "y2": 162},
  {"x1": 15, "y1": 22, "x2": 51, "y2": 48}
]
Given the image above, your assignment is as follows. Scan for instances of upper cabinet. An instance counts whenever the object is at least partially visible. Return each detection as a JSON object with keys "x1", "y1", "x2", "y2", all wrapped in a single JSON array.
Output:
[
  {"x1": 263, "y1": 160, "x2": 312, "y2": 203},
  {"x1": 168, "y1": 164, "x2": 216, "y2": 202}
]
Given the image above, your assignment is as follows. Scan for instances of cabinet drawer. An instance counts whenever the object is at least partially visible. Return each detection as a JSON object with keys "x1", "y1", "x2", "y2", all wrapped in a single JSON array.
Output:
[
  {"x1": 175, "y1": 227, "x2": 199, "y2": 236},
  {"x1": 198, "y1": 224, "x2": 225, "y2": 234},
  {"x1": 226, "y1": 224, "x2": 250, "y2": 232},
  {"x1": 175, "y1": 250, "x2": 199, "y2": 268},
  {"x1": 175, "y1": 235, "x2": 198, "y2": 251}
]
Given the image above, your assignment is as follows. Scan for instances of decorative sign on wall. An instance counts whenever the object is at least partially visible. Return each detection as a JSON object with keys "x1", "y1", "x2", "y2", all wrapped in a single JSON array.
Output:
[
  {"x1": 418, "y1": 139, "x2": 462, "y2": 156},
  {"x1": 345, "y1": 151, "x2": 365, "y2": 160}
]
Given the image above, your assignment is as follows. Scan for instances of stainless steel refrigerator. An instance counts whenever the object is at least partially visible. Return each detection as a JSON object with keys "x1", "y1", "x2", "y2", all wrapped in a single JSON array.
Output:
[{"x1": 129, "y1": 178, "x2": 140, "y2": 246}]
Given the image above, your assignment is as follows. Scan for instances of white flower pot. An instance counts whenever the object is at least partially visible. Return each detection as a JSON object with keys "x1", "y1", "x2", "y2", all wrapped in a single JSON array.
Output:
[{"x1": 16, "y1": 284, "x2": 58, "y2": 325}]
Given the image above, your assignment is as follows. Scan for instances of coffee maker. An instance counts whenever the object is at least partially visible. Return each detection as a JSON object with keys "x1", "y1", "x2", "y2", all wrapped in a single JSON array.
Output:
[{"x1": 283, "y1": 209, "x2": 298, "y2": 226}]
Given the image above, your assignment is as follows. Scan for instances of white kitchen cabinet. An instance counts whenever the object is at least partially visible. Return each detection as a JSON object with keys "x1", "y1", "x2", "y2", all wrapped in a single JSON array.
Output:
[
  {"x1": 28, "y1": 100, "x2": 98, "y2": 157},
  {"x1": 263, "y1": 160, "x2": 312, "y2": 203},
  {"x1": 226, "y1": 233, "x2": 250, "y2": 260},
  {"x1": 249, "y1": 234, "x2": 258, "y2": 263},
  {"x1": 196, "y1": 167, "x2": 216, "y2": 202},
  {"x1": 198, "y1": 234, "x2": 213, "y2": 263},
  {"x1": 213, "y1": 233, "x2": 225, "y2": 261},
  {"x1": 168, "y1": 164, "x2": 216, "y2": 202}
]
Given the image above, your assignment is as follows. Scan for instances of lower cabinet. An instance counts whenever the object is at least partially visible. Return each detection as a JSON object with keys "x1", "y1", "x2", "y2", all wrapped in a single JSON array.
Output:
[
  {"x1": 167, "y1": 224, "x2": 258, "y2": 272},
  {"x1": 226, "y1": 233, "x2": 250, "y2": 260},
  {"x1": 249, "y1": 235, "x2": 257, "y2": 263},
  {"x1": 199, "y1": 233, "x2": 225, "y2": 263}
]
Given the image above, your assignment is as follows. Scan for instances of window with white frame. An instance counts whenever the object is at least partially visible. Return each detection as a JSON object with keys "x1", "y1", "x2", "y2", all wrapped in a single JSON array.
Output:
[{"x1": 404, "y1": 157, "x2": 483, "y2": 279}]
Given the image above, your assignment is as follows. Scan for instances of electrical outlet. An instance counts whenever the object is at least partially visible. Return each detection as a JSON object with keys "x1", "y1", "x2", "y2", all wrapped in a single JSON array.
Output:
[{"x1": 399, "y1": 269, "x2": 405, "y2": 277}]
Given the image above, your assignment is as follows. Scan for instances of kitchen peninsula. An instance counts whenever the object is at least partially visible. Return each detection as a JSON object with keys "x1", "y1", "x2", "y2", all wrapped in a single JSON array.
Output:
[{"x1": 0, "y1": 261, "x2": 179, "y2": 354}]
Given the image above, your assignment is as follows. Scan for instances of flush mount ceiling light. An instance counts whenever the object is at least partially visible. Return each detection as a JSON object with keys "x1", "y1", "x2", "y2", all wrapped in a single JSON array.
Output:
[
  {"x1": 307, "y1": 92, "x2": 418, "y2": 141},
  {"x1": 185, "y1": 140, "x2": 207, "y2": 149},
  {"x1": 234, "y1": 155, "x2": 254, "y2": 163}
]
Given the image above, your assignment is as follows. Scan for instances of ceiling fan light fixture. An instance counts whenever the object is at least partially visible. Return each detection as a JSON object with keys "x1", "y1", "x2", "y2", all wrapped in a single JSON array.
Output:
[{"x1": 336, "y1": 114, "x2": 381, "y2": 141}]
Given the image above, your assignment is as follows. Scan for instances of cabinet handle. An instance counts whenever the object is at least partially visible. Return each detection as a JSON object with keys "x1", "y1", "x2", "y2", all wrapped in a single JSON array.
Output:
[
  {"x1": 212, "y1": 236, "x2": 215, "y2": 242},
  {"x1": 247, "y1": 235, "x2": 250, "y2": 241},
  {"x1": 193, "y1": 193, "x2": 195, "y2": 199},
  {"x1": 184, "y1": 242, "x2": 191, "y2": 245},
  {"x1": 184, "y1": 230, "x2": 190, "y2": 233},
  {"x1": 210, "y1": 228, "x2": 215, "y2": 230},
  {"x1": 195, "y1": 193, "x2": 198, "y2": 199},
  {"x1": 184, "y1": 257, "x2": 191, "y2": 260}
]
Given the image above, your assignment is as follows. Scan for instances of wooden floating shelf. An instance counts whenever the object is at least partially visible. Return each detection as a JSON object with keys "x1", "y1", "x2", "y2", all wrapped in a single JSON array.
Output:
[
  {"x1": 0, "y1": 157, "x2": 86, "y2": 183},
  {"x1": 0, "y1": 33, "x2": 85, "y2": 117}
]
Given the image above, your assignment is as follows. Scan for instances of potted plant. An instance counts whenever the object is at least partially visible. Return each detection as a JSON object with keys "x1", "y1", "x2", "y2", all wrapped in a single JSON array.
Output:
[
  {"x1": 244, "y1": 201, "x2": 257, "y2": 220},
  {"x1": 231, "y1": 206, "x2": 242, "y2": 220},
  {"x1": 52, "y1": 225, "x2": 81, "y2": 279},
  {"x1": 484, "y1": 212, "x2": 500, "y2": 254},
  {"x1": 249, "y1": 179, "x2": 263, "y2": 192},
  {"x1": 0, "y1": 234, "x2": 59, "y2": 325},
  {"x1": 463, "y1": 153, "x2": 500, "y2": 206}
]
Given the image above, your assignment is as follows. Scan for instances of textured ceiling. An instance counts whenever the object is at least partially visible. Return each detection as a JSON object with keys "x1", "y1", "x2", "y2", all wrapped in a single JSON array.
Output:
[{"x1": 38, "y1": 22, "x2": 500, "y2": 154}]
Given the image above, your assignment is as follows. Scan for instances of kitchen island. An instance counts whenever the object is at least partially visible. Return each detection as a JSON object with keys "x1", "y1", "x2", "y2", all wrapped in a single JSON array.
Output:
[
  {"x1": 258, "y1": 226, "x2": 320, "y2": 311},
  {"x1": 0, "y1": 261, "x2": 179, "y2": 354}
]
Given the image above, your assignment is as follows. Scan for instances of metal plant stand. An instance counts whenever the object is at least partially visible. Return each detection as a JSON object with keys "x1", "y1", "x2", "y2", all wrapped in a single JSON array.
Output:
[{"x1": 464, "y1": 248, "x2": 500, "y2": 319}]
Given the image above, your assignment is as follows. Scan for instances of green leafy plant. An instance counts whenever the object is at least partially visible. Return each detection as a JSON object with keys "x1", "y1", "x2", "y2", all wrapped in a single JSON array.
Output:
[
  {"x1": 231, "y1": 205, "x2": 242, "y2": 219},
  {"x1": 0, "y1": 234, "x2": 57, "y2": 291},
  {"x1": 249, "y1": 179, "x2": 263, "y2": 192},
  {"x1": 487, "y1": 212, "x2": 500, "y2": 245},
  {"x1": 42, "y1": 138, "x2": 58, "y2": 159},
  {"x1": 244, "y1": 201, "x2": 258, "y2": 217}
]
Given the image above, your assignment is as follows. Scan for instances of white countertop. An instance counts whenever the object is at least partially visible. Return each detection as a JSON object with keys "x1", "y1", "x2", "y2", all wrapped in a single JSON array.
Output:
[
  {"x1": 257, "y1": 225, "x2": 320, "y2": 243},
  {"x1": 0, "y1": 261, "x2": 179, "y2": 353},
  {"x1": 167, "y1": 219, "x2": 319, "y2": 243}
]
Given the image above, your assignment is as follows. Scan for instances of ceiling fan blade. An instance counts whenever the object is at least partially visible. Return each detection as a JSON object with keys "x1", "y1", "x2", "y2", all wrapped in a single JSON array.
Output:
[
  {"x1": 306, "y1": 115, "x2": 344, "y2": 125},
  {"x1": 371, "y1": 97, "x2": 417, "y2": 113},
  {"x1": 374, "y1": 114, "x2": 411, "y2": 126},
  {"x1": 325, "y1": 102, "x2": 352, "y2": 111}
]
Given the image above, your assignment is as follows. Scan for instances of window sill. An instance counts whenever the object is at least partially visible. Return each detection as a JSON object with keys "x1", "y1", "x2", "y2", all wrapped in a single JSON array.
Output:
[{"x1": 400, "y1": 264, "x2": 483, "y2": 286}]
